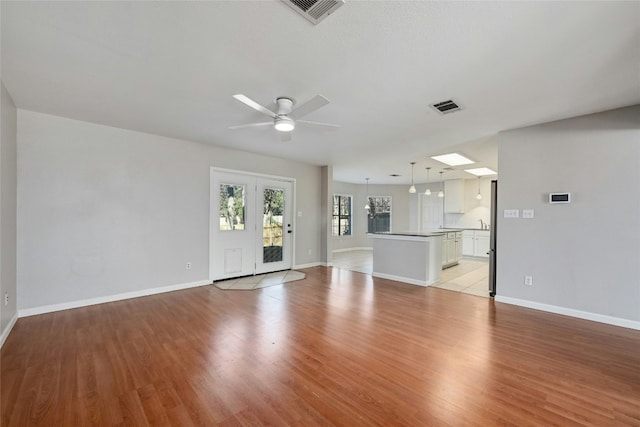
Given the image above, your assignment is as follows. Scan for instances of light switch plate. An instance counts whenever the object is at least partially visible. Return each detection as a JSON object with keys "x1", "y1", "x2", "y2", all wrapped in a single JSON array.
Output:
[
  {"x1": 522, "y1": 209, "x2": 534, "y2": 219},
  {"x1": 504, "y1": 209, "x2": 520, "y2": 218}
]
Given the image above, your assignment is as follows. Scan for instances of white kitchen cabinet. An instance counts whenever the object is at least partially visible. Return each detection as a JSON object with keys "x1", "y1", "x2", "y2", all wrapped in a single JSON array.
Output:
[
  {"x1": 462, "y1": 231, "x2": 474, "y2": 256},
  {"x1": 462, "y1": 230, "x2": 490, "y2": 258},
  {"x1": 442, "y1": 231, "x2": 462, "y2": 268},
  {"x1": 475, "y1": 231, "x2": 490, "y2": 258},
  {"x1": 441, "y1": 236, "x2": 449, "y2": 267},
  {"x1": 444, "y1": 179, "x2": 465, "y2": 213}
]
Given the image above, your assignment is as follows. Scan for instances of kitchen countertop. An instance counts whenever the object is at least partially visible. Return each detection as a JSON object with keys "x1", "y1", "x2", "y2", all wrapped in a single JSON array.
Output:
[
  {"x1": 438, "y1": 227, "x2": 491, "y2": 231},
  {"x1": 370, "y1": 228, "x2": 490, "y2": 238},
  {"x1": 370, "y1": 231, "x2": 447, "y2": 237}
]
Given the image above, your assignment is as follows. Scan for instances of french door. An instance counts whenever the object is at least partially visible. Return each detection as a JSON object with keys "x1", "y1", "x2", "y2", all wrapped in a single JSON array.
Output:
[
  {"x1": 210, "y1": 170, "x2": 294, "y2": 281},
  {"x1": 255, "y1": 178, "x2": 293, "y2": 274}
]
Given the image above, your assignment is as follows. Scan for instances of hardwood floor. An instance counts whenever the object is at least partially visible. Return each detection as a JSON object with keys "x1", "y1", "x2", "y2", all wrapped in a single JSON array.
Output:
[{"x1": 2, "y1": 266, "x2": 640, "y2": 426}]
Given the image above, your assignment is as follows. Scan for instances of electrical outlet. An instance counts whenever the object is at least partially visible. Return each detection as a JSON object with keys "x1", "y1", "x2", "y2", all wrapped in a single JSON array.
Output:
[
  {"x1": 4, "y1": 293, "x2": 8, "y2": 306},
  {"x1": 186, "y1": 262, "x2": 192, "y2": 270},
  {"x1": 524, "y1": 276, "x2": 533, "y2": 286}
]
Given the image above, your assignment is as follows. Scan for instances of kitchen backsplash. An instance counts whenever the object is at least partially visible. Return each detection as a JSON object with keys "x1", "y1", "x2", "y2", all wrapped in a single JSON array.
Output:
[{"x1": 444, "y1": 207, "x2": 491, "y2": 229}]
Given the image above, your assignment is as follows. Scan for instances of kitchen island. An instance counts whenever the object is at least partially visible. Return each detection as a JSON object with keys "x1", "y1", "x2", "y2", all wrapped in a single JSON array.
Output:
[{"x1": 370, "y1": 231, "x2": 446, "y2": 287}]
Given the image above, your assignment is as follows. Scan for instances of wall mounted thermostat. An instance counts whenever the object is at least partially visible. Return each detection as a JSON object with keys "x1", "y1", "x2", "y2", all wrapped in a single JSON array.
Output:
[{"x1": 549, "y1": 192, "x2": 571, "y2": 204}]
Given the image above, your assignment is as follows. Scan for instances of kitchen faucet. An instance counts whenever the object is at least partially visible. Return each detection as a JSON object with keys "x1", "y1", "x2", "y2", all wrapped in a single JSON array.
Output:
[{"x1": 478, "y1": 219, "x2": 485, "y2": 229}]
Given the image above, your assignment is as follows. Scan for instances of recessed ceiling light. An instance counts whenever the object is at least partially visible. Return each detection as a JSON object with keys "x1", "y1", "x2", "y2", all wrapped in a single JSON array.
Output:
[
  {"x1": 431, "y1": 153, "x2": 475, "y2": 166},
  {"x1": 464, "y1": 167, "x2": 497, "y2": 176},
  {"x1": 389, "y1": 174, "x2": 400, "y2": 177}
]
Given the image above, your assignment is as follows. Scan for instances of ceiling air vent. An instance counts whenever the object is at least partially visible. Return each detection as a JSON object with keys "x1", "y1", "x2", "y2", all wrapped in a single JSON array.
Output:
[
  {"x1": 282, "y1": 0, "x2": 345, "y2": 25},
  {"x1": 430, "y1": 99, "x2": 462, "y2": 115}
]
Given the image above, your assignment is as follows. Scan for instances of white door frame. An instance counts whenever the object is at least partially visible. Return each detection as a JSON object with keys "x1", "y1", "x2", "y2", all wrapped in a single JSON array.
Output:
[{"x1": 209, "y1": 167, "x2": 296, "y2": 282}]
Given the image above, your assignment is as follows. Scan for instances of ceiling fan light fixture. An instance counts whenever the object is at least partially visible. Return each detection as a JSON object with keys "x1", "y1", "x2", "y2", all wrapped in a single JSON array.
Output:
[{"x1": 274, "y1": 117, "x2": 295, "y2": 132}]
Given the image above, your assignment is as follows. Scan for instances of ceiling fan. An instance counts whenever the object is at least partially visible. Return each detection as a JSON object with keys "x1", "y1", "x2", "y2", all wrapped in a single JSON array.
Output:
[{"x1": 229, "y1": 94, "x2": 339, "y2": 141}]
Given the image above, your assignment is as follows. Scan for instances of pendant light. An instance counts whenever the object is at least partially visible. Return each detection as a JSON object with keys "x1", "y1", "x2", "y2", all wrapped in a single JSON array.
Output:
[
  {"x1": 424, "y1": 167, "x2": 432, "y2": 196},
  {"x1": 364, "y1": 178, "x2": 371, "y2": 210},
  {"x1": 476, "y1": 177, "x2": 483, "y2": 200},
  {"x1": 409, "y1": 162, "x2": 416, "y2": 193},
  {"x1": 437, "y1": 171, "x2": 444, "y2": 198}
]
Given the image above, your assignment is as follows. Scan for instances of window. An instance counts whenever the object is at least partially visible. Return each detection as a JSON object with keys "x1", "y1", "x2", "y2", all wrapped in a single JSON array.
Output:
[
  {"x1": 219, "y1": 184, "x2": 245, "y2": 231},
  {"x1": 332, "y1": 195, "x2": 352, "y2": 236},
  {"x1": 367, "y1": 196, "x2": 392, "y2": 233}
]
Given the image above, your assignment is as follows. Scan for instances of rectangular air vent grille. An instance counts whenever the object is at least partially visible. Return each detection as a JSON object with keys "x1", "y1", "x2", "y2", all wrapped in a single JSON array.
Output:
[
  {"x1": 283, "y1": 0, "x2": 345, "y2": 25},
  {"x1": 431, "y1": 99, "x2": 462, "y2": 114}
]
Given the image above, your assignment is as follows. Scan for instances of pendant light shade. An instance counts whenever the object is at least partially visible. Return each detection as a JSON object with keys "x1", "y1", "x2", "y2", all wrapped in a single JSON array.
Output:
[
  {"x1": 409, "y1": 162, "x2": 416, "y2": 193},
  {"x1": 424, "y1": 167, "x2": 432, "y2": 195},
  {"x1": 437, "y1": 171, "x2": 444, "y2": 198},
  {"x1": 364, "y1": 178, "x2": 371, "y2": 210},
  {"x1": 476, "y1": 177, "x2": 482, "y2": 200}
]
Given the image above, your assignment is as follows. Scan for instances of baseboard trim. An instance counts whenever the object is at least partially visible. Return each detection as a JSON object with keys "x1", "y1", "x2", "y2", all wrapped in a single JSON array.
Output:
[
  {"x1": 18, "y1": 279, "x2": 212, "y2": 318},
  {"x1": 494, "y1": 296, "x2": 640, "y2": 331},
  {"x1": 0, "y1": 312, "x2": 19, "y2": 348},
  {"x1": 372, "y1": 272, "x2": 430, "y2": 287},
  {"x1": 332, "y1": 247, "x2": 373, "y2": 253},
  {"x1": 294, "y1": 262, "x2": 324, "y2": 269}
]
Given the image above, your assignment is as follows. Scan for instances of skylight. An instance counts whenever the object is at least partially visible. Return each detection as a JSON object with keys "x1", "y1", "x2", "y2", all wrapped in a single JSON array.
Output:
[
  {"x1": 430, "y1": 153, "x2": 475, "y2": 166},
  {"x1": 464, "y1": 167, "x2": 497, "y2": 176}
]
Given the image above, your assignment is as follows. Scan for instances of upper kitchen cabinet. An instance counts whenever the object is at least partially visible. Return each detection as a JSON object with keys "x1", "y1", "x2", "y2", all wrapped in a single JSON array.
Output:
[{"x1": 444, "y1": 179, "x2": 465, "y2": 213}]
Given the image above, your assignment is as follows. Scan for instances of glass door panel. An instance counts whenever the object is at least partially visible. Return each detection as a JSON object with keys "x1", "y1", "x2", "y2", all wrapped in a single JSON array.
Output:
[
  {"x1": 219, "y1": 184, "x2": 245, "y2": 231},
  {"x1": 262, "y1": 188, "x2": 284, "y2": 263},
  {"x1": 255, "y1": 179, "x2": 293, "y2": 274}
]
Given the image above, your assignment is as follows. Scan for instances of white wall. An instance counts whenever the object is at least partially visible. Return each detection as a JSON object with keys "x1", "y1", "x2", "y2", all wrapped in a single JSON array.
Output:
[
  {"x1": 496, "y1": 105, "x2": 640, "y2": 327},
  {"x1": 332, "y1": 181, "x2": 411, "y2": 251},
  {"x1": 17, "y1": 110, "x2": 323, "y2": 311},
  {"x1": 1, "y1": 82, "x2": 18, "y2": 343}
]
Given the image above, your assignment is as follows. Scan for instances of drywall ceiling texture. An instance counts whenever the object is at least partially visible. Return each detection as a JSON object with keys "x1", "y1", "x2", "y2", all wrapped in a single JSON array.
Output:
[
  {"x1": 496, "y1": 105, "x2": 640, "y2": 326},
  {"x1": 2, "y1": 1, "x2": 639, "y2": 184},
  {"x1": 17, "y1": 110, "x2": 322, "y2": 311}
]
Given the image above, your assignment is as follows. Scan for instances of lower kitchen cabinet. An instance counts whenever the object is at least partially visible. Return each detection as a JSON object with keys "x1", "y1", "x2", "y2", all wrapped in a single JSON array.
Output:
[
  {"x1": 462, "y1": 230, "x2": 490, "y2": 258},
  {"x1": 442, "y1": 231, "x2": 462, "y2": 268}
]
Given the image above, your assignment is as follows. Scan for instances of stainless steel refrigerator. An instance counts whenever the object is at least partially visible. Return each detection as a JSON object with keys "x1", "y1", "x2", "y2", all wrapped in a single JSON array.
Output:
[{"x1": 489, "y1": 180, "x2": 497, "y2": 297}]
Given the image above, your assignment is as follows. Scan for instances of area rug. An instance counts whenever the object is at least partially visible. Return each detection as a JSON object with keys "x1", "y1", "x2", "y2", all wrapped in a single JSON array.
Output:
[{"x1": 214, "y1": 270, "x2": 306, "y2": 290}]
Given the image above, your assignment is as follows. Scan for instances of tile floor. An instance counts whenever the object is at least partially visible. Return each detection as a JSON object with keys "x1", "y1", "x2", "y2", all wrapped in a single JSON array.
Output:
[
  {"x1": 332, "y1": 249, "x2": 490, "y2": 298},
  {"x1": 214, "y1": 270, "x2": 306, "y2": 290},
  {"x1": 431, "y1": 258, "x2": 490, "y2": 298}
]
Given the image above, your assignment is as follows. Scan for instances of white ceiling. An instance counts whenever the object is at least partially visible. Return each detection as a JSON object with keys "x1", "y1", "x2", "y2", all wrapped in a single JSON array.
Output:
[{"x1": 2, "y1": 1, "x2": 639, "y2": 184}]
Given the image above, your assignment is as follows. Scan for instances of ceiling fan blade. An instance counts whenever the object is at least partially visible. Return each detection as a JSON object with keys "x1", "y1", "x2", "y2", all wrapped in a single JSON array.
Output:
[
  {"x1": 290, "y1": 95, "x2": 330, "y2": 119},
  {"x1": 297, "y1": 120, "x2": 340, "y2": 130},
  {"x1": 281, "y1": 132, "x2": 292, "y2": 142},
  {"x1": 228, "y1": 122, "x2": 273, "y2": 130},
  {"x1": 232, "y1": 94, "x2": 277, "y2": 118}
]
